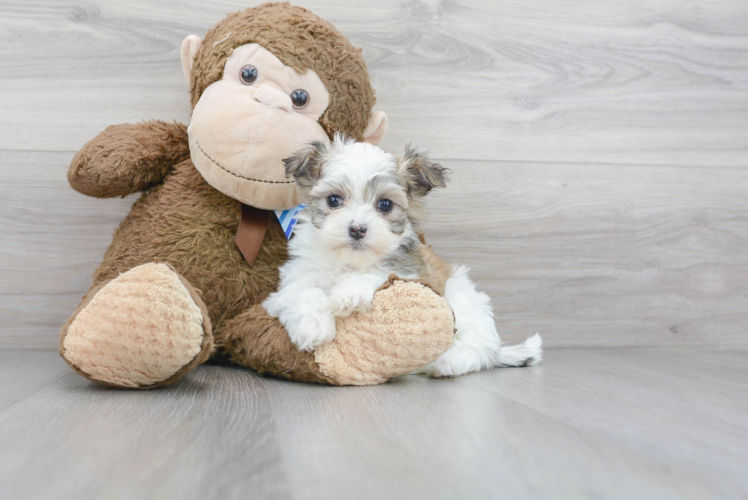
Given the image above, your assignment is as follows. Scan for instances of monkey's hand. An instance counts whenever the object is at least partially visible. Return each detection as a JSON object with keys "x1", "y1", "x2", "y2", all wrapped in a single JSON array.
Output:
[
  {"x1": 221, "y1": 277, "x2": 456, "y2": 385},
  {"x1": 314, "y1": 277, "x2": 456, "y2": 385},
  {"x1": 68, "y1": 121, "x2": 190, "y2": 198}
]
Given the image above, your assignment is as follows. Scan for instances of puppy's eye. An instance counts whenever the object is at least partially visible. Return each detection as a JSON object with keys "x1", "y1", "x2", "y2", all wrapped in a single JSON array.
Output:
[
  {"x1": 240, "y1": 65, "x2": 258, "y2": 85},
  {"x1": 327, "y1": 195, "x2": 342, "y2": 208},
  {"x1": 291, "y1": 89, "x2": 309, "y2": 109},
  {"x1": 377, "y1": 199, "x2": 393, "y2": 213}
]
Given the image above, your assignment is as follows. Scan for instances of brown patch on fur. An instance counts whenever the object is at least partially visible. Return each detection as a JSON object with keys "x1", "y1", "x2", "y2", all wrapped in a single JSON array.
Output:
[
  {"x1": 417, "y1": 245, "x2": 454, "y2": 296},
  {"x1": 190, "y1": 2, "x2": 375, "y2": 140},
  {"x1": 69, "y1": 121, "x2": 190, "y2": 198}
]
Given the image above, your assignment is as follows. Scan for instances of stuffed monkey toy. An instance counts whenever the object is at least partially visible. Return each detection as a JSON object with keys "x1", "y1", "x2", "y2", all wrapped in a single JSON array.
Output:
[{"x1": 60, "y1": 2, "x2": 455, "y2": 388}]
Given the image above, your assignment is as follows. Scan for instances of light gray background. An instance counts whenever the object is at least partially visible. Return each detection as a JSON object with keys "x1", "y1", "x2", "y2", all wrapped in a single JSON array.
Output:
[{"x1": 2, "y1": 0, "x2": 746, "y2": 349}]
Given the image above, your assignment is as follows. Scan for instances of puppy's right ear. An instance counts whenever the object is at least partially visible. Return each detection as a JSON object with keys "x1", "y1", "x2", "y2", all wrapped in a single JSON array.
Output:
[
  {"x1": 398, "y1": 146, "x2": 450, "y2": 198},
  {"x1": 283, "y1": 141, "x2": 328, "y2": 190}
]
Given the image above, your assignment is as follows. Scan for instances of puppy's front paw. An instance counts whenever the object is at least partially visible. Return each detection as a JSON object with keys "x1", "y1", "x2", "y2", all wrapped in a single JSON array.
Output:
[
  {"x1": 286, "y1": 309, "x2": 336, "y2": 352},
  {"x1": 329, "y1": 281, "x2": 376, "y2": 317}
]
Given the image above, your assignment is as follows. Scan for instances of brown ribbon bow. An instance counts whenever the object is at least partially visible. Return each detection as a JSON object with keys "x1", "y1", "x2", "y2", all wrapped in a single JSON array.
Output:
[{"x1": 235, "y1": 204, "x2": 269, "y2": 267}]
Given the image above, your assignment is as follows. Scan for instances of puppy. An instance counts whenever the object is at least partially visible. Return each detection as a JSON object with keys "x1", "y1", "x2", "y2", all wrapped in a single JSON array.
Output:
[{"x1": 263, "y1": 135, "x2": 542, "y2": 377}]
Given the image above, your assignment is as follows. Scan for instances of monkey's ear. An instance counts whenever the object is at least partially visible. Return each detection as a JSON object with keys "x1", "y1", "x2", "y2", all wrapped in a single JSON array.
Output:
[
  {"x1": 362, "y1": 111, "x2": 388, "y2": 146},
  {"x1": 181, "y1": 35, "x2": 203, "y2": 84},
  {"x1": 283, "y1": 141, "x2": 328, "y2": 190},
  {"x1": 398, "y1": 146, "x2": 450, "y2": 198}
]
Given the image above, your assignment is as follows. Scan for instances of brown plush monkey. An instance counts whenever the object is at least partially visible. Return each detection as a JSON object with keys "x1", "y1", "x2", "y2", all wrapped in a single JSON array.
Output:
[{"x1": 60, "y1": 2, "x2": 455, "y2": 388}]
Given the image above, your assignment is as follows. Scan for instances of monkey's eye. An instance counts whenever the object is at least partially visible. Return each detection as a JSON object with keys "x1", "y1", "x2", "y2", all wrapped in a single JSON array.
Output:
[
  {"x1": 240, "y1": 65, "x2": 258, "y2": 85},
  {"x1": 291, "y1": 89, "x2": 309, "y2": 109},
  {"x1": 327, "y1": 195, "x2": 342, "y2": 209},
  {"x1": 377, "y1": 199, "x2": 393, "y2": 213}
]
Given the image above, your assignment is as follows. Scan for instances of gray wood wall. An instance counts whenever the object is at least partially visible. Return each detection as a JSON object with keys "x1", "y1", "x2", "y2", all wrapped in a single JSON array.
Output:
[{"x1": 1, "y1": 0, "x2": 746, "y2": 349}]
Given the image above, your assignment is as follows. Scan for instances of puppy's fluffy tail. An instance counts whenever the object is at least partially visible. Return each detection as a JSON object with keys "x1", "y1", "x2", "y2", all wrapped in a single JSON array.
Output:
[{"x1": 497, "y1": 333, "x2": 542, "y2": 367}]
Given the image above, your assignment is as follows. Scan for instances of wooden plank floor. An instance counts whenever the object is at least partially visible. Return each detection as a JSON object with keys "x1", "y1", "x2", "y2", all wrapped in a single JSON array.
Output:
[{"x1": 1, "y1": 348, "x2": 746, "y2": 500}]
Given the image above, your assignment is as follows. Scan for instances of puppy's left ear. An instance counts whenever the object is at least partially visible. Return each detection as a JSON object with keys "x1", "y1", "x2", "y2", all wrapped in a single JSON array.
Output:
[
  {"x1": 398, "y1": 146, "x2": 450, "y2": 198},
  {"x1": 283, "y1": 141, "x2": 328, "y2": 190}
]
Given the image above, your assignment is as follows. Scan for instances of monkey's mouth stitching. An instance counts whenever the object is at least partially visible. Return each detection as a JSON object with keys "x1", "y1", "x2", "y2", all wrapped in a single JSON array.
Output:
[{"x1": 195, "y1": 141, "x2": 295, "y2": 185}]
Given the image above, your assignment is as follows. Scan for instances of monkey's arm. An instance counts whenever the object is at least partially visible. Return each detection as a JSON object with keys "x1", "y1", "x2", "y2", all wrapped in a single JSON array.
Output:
[
  {"x1": 220, "y1": 276, "x2": 455, "y2": 385},
  {"x1": 68, "y1": 121, "x2": 190, "y2": 198}
]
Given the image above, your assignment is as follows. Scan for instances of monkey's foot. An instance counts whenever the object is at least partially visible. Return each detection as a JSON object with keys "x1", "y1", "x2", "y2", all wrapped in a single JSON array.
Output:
[
  {"x1": 60, "y1": 263, "x2": 213, "y2": 388},
  {"x1": 315, "y1": 278, "x2": 455, "y2": 385}
]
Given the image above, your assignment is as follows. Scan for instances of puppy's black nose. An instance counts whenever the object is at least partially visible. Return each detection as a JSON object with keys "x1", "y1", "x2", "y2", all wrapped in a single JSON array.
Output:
[{"x1": 349, "y1": 224, "x2": 367, "y2": 240}]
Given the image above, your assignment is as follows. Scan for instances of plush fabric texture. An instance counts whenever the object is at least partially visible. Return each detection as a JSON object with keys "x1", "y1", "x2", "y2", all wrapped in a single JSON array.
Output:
[
  {"x1": 61, "y1": 2, "x2": 456, "y2": 388},
  {"x1": 61, "y1": 263, "x2": 214, "y2": 388},
  {"x1": 221, "y1": 43, "x2": 331, "y2": 116},
  {"x1": 362, "y1": 110, "x2": 388, "y2": 146},
  {"x1": 315, "y1": 278, "x2": 456, "y2": 385},
  {"x1": 188, "y1": 85, "x2": 328, "y2": 209},
  {"x1": 69, "y1": 121, "x2": 190, "y2": 198},
  {"x1": 220, "y1": 304, "x2": 337, "y2": 385},
  {"x1": 187, "y1": 43, "x2": 332, "y2": 209},
  {"x1": 75, "y1": 152, "x2": 336, "y2": 384},
  {"x1": 190, "y1": 2, "x2": 375, "y2": 141},
  {"x1": 87, "y1": 157, "x2": 288, "y2": 339}
]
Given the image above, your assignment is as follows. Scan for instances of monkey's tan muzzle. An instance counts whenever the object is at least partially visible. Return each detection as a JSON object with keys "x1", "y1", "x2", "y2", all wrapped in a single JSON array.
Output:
[{"x1": 189, "y1": 80, "x2": 329, "y2": 210}]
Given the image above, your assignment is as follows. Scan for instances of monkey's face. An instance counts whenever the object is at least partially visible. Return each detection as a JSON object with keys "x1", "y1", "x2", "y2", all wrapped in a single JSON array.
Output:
[{"x1": 188, "y1": 44, "x2": 331, "y2": 210}]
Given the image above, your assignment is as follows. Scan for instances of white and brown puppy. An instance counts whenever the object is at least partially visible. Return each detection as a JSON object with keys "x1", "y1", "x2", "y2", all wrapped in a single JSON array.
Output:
[{"x1": 263, "y1": 135, "x2": 542, "y2": 377}]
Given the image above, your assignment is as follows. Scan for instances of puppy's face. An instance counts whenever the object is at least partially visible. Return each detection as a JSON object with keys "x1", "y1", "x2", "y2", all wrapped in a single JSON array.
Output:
[{"x1": 284, "y1": 135, "x2": 448, "y2": 265}]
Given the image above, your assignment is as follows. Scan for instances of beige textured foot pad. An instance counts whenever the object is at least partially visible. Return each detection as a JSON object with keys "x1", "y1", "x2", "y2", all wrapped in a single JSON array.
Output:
[
  {"x1": 61, "y1": 263, "x2": 213, "y2": 388},
  {"x1": 315, "y1": 279, "x2": 455, "y2": 385}
]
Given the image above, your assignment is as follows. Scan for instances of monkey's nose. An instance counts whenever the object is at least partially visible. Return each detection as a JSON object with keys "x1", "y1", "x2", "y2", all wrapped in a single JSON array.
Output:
[
  {"x1": 253, "y1": 85, "x2": 292, "y2": 112},
  {"x1": 349, "y1": 224, "x2": 367, "y2": 241}
]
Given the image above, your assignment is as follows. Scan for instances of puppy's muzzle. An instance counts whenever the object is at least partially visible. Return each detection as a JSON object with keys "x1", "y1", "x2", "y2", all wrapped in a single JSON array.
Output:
[{"x1": 349, "y1": 224, "x2": 367, "y2": 241}]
